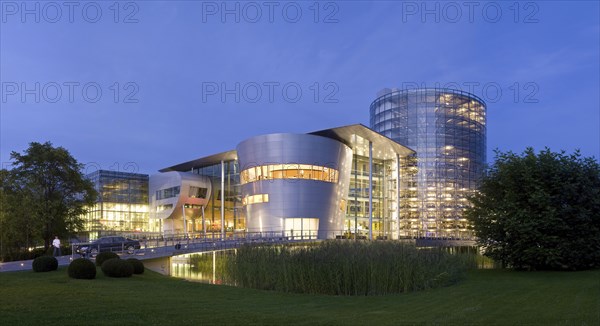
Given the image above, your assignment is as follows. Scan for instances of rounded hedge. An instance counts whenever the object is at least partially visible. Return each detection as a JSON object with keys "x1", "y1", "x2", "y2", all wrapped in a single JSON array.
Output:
[
  {"x1": 32, "y1": 256, "x2": 58, "y2": 272},
  {"x1": 95, "y1": 252, "x2": 119, "y2": 266},
  {"x1": 68, "y1": 258, "x2": 96, "y2": 279},
  {"x1": 101, "y1": 258, "x2": 133, "y2": 278},
  {"x1": 126, "y1": 258, "x2": 145, "y2": 274}
]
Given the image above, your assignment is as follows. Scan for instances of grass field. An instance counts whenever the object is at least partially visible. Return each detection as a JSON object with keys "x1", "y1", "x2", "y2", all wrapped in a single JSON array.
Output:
[{"x1": 1, "y1": 267, "x2": 598, "y2": 325}]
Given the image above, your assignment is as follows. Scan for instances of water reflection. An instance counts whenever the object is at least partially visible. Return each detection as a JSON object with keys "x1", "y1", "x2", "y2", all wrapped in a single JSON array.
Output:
[
  {"x1": 170, "y1": 245, "x2": 497, "y2": 284},
  {"x1": 171, "y1": 249, "x2": 234, "y2": 284},
  {"x1": 445, "y1": 246, "x2": 498, "y2": 269}
]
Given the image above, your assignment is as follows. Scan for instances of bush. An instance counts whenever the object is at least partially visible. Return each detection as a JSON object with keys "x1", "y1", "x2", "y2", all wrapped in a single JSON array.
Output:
[
  {"x1": 68, "y1": 258, "x2": 96, "y2": 279},
  {"x1": 126, "y1": 258, "x2": 144, "y2": 274},
  {"x1": 95, "y1": 252, "x2": 119, "y2": 266},
  {"x1": 101, "y1": 258, "x2": 133, "y2": 278},
  {"x1": 32, "y1": 256, "x2": 58, "y2": 272}
]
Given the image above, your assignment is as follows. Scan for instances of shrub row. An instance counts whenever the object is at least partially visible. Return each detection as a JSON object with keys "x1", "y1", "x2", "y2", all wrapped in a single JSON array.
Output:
[{"x1": 66, "y1": 256, "x2": 144, "y2": 279}]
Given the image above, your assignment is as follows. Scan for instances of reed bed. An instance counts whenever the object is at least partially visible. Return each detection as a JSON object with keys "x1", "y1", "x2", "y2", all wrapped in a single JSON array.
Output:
[{"x1": 226, "y1": 241, "x2": 477, "y2": 295}]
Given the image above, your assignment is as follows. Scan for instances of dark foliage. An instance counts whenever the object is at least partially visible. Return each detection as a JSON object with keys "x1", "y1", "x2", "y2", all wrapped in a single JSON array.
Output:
[
  {"x1": 95, "y1": 252, "x2": 119, "y2": 266},
  {"x1": 0, "y1": 142, "x2": 96, "y2": 259},
  {"x1": 126, "y1": 258, "x2": 144, "y2": 274},
  {"x1": 101, "y1": 258, "x2": 134, "y2": 278},
  {"x1": 68, "y1": 258, "x2": 96, "y2": 279},
  {"x1": 32, "y1": 256, "x2": 58, "y2": 272},
  {"x1": 466, "y1": 148, "x2": 600, "y2": 270}
]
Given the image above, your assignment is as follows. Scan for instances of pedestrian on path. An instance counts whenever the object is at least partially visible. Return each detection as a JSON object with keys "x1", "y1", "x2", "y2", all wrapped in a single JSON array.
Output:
[{"x1": 52, "y1": 236, "x2": 61, "y2": 257}]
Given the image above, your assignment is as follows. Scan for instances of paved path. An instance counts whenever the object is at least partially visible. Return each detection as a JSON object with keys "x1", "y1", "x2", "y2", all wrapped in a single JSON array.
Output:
[{"x1": 0, "y1": 255, "x2": 74, "y2": 272}]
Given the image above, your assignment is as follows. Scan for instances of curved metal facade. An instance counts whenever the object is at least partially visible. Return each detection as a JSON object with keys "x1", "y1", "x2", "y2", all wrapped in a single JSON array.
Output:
[
  {"x1": 236, "y1": 133, "x2": 353, "y2": 239},
  {"x1": 370, "y1": 88, "x2": 486, "y2": 238},
  {"x1": 149, "y1": 171, "x2": 212, "y2": 235}
]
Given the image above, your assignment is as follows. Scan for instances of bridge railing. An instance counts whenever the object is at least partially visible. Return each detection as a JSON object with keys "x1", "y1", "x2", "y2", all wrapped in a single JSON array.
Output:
[
  {"x1": 70, "y1": 231, "x2": 479, "y2": 261},
  {"x1": 70, "y1": 231, "x2": 326, "y2": 260}
]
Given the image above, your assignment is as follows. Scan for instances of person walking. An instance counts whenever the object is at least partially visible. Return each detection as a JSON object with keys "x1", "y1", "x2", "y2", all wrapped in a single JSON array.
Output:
[{"x1": 52, "y1": 236, "x2": 61, "y2": 257}]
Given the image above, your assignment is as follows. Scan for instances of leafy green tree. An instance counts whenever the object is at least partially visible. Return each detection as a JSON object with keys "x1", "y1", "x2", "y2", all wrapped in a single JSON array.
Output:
[
  {"x1": 6, "y1": 142, "x2": 97, "y2": 251},
  {"x1": 0, "y1": 169, "x2": 40, "y2": 259},
  {"x1": 466, "y1": 148, "x2": 600, "y2": 270}
]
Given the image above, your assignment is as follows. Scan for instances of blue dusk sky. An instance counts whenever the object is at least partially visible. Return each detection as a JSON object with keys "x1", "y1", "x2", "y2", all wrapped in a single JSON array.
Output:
[{"x1": 1, "y1": 1, "x2": 599, "y2": 174}]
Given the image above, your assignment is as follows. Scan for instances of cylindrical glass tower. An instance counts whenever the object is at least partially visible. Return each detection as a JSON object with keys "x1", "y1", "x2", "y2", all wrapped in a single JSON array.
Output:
[{"x1": 370, "y1": 88, "x2": 486, "y2": 238}]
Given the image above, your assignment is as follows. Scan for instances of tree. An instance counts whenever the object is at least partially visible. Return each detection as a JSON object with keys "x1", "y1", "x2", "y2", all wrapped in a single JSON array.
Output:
[
  {"x1": 6, "y1": 142, "x2": 97, "y2": 251},
  {"x1": 466, "y1": 148, "x2": 600, "y2": 270},
  {"x1": 0, "y1": 169, "x2": 40, "y2": 259}
]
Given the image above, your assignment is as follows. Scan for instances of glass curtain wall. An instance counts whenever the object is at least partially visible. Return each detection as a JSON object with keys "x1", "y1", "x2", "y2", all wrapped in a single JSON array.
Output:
[
  {"x1": 346, "y1": 155, "x2": 403, "y2": 239},
  {"x1": 347, "y1": 155, "x2": 380, "y2": 238},
  {"x1": 193, "y1": 160, "x2": 245, "y2": 234},
  {"x1": 398, "y1": 154, "x2": 419, "y2": 237},
  {"x1": 81, "y1": 170, "x2": 152, "y2": 241},
  {"x1": 370, "y1": 88, "x2": 486, "y2": 238}
]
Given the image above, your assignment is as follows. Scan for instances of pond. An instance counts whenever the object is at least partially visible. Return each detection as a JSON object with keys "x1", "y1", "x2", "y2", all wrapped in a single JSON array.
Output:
[
  {"x1": 171, "y1": 249, "x2": 234, "y2": 284},
  {"x1": 170, "y1": 243, "x2": 497, "y2": 287}
]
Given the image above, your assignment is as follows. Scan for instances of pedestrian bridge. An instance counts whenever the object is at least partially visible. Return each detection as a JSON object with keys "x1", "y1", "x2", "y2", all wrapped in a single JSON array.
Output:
[
  {"x1": 0, "y1": 234, "x2": 316, "y2": 273},
  {"x1": 123, "y1": 236, "x2": 319, "y2": 275},
  {"x1": 0, "y1": 234, "x2": 476, "y2": 274}
]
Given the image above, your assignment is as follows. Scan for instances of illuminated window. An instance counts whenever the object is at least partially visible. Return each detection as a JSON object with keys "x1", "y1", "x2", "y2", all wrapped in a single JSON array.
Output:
[
  {"x1": 242, "y1": 194, "x2": 269, "y2": 205},
  {"x1": 240, "y1": 164, "x2": 339, "y2": 184},
  {"x1": 284, "y1": 218, "x2": 319, "y2": 239}
]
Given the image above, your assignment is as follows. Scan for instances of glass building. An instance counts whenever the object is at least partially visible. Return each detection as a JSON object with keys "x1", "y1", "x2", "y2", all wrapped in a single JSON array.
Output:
[
  {"x1": 370, "y1": 88, "x2": 486, "y2": 238},
  {"x1": 80, "y1": 170, "x2": 153, "y2": 240},
  {"x1": 155, "y1": 151, "x2": 245, "y2": 238},
  {"x1": 157, "y1": 125, "x2": 416, "y2": 240},
  {"x1": 192, "y1": 159, "x2": 245, "y2": 233}
]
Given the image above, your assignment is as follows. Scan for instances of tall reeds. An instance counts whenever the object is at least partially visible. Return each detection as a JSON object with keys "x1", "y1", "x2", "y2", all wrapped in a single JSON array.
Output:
[{"x1": 225, "y1": 241, "x2": 477, "y2": 296}]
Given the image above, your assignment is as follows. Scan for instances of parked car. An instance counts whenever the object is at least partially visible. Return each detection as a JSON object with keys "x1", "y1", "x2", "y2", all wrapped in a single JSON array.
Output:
[{"x1": 76, "y1": 236, "x2": 141, "y2": 257}]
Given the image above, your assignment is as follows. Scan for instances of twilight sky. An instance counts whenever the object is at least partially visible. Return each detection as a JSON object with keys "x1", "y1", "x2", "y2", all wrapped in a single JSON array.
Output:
[{"x1": 1, "y1": 1, "x2": 598, "y2": 175}]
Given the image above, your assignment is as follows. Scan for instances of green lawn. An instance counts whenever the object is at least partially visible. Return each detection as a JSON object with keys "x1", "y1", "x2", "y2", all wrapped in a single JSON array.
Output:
[{"x1": 1, "y1": 267, "x2": 598, "y2": 325}]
